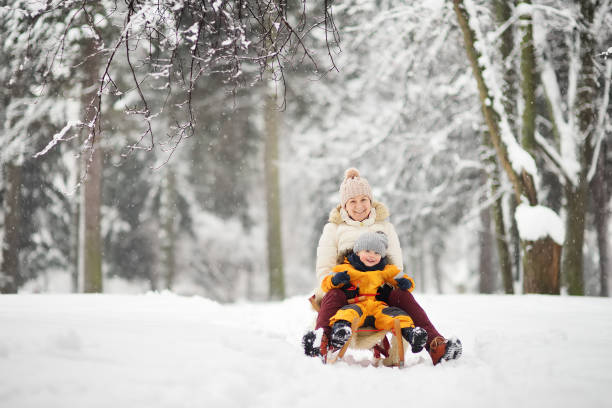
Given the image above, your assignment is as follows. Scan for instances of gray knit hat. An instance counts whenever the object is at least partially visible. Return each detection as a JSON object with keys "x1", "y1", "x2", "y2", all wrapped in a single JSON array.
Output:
[{"x1": 353, "y1": 231, "x2": 388, "y2": 257}]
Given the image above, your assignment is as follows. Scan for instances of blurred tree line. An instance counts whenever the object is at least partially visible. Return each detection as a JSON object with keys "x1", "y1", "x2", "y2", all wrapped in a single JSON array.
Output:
[{"x1": 0, "y1": 0, "x2": 610, "y2": 299}]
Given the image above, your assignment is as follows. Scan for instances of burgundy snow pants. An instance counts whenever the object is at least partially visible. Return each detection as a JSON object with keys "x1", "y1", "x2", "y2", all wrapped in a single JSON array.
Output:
[{"x1": 315, "y1": 288, "x2": 443, "y2": 350}]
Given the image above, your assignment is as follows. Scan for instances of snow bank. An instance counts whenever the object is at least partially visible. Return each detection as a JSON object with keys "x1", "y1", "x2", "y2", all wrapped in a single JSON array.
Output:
[
  {"x1": 515, "y1": 203, "x2": 565, "y2": 244},
  {"x1": 1, "y1": 293, "x2": 611, "y2": 408}
]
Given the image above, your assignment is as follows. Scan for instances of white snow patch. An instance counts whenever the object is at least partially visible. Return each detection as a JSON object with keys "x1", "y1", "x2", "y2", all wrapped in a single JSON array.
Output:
[
  {"x1": 1, "y1": 294, "x2": 611, "y2": 408},
  {"x1": 515, "y1": 3, "x2": 533, "y2": 17},
  {"x1": 515, "y1": 203, "x2": 565, "y2": 244}
]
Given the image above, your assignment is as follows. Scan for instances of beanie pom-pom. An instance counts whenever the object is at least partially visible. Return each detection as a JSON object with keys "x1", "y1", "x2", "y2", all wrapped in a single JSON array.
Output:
[{"x1": 344, "y1": 167, "x2": 360, "y2": 180}]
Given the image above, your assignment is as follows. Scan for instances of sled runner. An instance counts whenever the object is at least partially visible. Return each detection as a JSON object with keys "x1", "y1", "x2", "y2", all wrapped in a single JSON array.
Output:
[{"x1": 309, "y1": 295, "x2": 407, "y2": 367}]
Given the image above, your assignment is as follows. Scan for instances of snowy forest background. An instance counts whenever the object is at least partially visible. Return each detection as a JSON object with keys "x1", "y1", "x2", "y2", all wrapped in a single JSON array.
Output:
[{"x1": 1, "y1": 0, "x2": 611, "y2": 301}]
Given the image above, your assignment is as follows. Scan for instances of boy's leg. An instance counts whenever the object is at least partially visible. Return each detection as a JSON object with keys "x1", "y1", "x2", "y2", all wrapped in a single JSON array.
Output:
[
  {"x1": 372, "y1": 304, "x2": 414, "y2": 331},
  {"x1": 387, "y1": 289, "x2": 442, "y2": 350},
  {"x1": 315, "y1": 289, "x2": 347, "y2": 338},
  {"x1": 374, "y1": 305, "x2": 427, "y2": 353},
  {"x1": 329, "y1": 304, "x2": 364, "y2": 349}
]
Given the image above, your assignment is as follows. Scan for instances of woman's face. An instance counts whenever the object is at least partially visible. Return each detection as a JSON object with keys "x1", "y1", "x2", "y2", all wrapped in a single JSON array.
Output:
[{"x1": 345, "y1": 194, "x2": 372, "y2": 222}]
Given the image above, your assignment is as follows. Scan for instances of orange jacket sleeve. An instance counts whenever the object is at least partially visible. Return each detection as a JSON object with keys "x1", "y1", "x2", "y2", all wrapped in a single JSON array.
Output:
[{"x1": 321, "y1": 265, "x2": 351, "y2": 292}]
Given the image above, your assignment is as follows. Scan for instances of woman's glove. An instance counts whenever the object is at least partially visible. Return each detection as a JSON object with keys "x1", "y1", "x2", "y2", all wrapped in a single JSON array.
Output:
[
  {"x1": 331, "y1": 271, "x2": 350, "y2": 286},
  {"x1": 395, "y1": 277, "x2": 413, "y2": 291}
]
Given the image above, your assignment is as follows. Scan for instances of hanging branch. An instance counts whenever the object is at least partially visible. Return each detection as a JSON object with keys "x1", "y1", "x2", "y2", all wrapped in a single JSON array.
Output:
[{"x1": 28, "y1": 0, "x2": 339, "y2": 163}]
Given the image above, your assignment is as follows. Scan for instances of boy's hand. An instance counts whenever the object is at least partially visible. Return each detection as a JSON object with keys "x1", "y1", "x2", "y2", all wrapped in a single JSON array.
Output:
[
  {"x1": 376, "y1": 283, "x2": 392, "y2": 303},
  {"x1": 396, "y1": 277, "x2": 413, "y2": 291},
  {"x1": 331, "y1": 271, "x2": 350, "y2": 286}
]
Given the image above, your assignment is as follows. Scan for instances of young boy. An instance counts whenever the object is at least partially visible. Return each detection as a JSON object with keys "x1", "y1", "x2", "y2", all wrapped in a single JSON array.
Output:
[{"x1": 304, "y1": 231, "x2": 427, "y2": 356}]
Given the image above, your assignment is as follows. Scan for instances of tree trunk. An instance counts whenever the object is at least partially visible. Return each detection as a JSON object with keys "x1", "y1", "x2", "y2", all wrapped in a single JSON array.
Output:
[
  {"x1": 71, "y1": 202, "x2": 80, "y2": 293},
  {"x1": 509, "y1": 197, "x2": 522, "y2": 282},
  {"x1": 452, "y1": 0, "x2": 537, "y2": 205},
  {"x1": 590, "y1": 142, "x2": 609, "y2": 297},
  {"x1": 519, "y1": 0, "x2": 537, "y2": 151},
  {"x1": 516, "y1": 0, "x2": 563, "y2": 294},
  {"x1": 264, "y1": 84, "x2": 285, "y2": 300},
  {"x1": 479, "y1": 172, "x2": 496, "y2": 293},
  {"x1": 71, "y1": 138, "x2": 81, "y2": 293},
  {"x1": 160, "y1": 167, "x2": 177, "y2": 290},
  {"x1": 82, "y1": 143, "x2": 103, "y2": 293},
  {"x1": 453, "y1": 0, "x2": 561, "y2": 294},
  {"x1": 522, "y1": 237, "x2": 561, "y2": 294},
  {"x1": 495, "y1": 0, "x2": 517, "y2": 132},
  {"x1": 0, "y1": 162, "x2": 22, "y2": 293},
  {"x1": 563, "y1": 182, "x2": 587, "y2": 295},
  {"x1": 81, "y1": 38, "x2": 103, "y2": 293},
  {"x1": 492, "y1": 174, "x2": 514, "y2": 294},
  {"x1": 562, "y1": 0, "x2": 597, "y2": 296},
  {"x1": 478, "y1": 208, "x2": 496, "y2": 293},
  {"x1": 494, "y1": 0, "x2": 517, "y2": 294}
]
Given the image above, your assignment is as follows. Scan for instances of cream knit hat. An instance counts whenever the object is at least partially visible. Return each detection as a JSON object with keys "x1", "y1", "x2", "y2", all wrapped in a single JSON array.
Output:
[{"x1": 339, "y1": 167, "x2": 373, "y2": 207}]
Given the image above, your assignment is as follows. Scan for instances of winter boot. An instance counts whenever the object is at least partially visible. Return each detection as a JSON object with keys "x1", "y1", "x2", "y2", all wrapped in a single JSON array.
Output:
[
  {"x1": 401, "y1": 326, "x2": 428, "y2": 353},
  {"x1": 302, "y1": 328, "x2": 328, "y2": 357},
  {"x1": 302, "y1": 330, "x2": 318, "y2": 357},
  {"x1": 330, "y1": 320, "x2": 352, "y2": 350},
  {"x1": 429, "y1": 336, "x2": 462, "y2": 365}
]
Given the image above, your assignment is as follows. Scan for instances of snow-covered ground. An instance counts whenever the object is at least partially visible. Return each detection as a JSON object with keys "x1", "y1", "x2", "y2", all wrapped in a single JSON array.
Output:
[{"x1": 1, "y1": 293, "x2": 611, "y2": 408}]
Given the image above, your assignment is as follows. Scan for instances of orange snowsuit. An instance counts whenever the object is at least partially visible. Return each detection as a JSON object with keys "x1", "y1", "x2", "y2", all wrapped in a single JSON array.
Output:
[{"x1": 321, "y1": 258, "x2": 416, "y2": 331}]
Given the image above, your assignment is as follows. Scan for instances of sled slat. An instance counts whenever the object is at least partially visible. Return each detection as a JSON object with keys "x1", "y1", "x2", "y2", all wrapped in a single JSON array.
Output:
[
  {"x1": 347, "y1": 296, "x2": 368, "y2": 304},
  {"x1": 327, "y1": 317, "x2": 360, "y2": 364},
  {"x1": 394, "y1": 319, "x2": 405, "y2": 368},
  {"x1": 308, "y1": 295, "x2": 320, "y2": 312}
]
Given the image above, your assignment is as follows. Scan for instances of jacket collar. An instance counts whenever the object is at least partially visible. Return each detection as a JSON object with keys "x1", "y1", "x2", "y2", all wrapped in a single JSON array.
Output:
[
  {"x1": 346, "y1": 252, "x2": 388, "y2": 271},
  {"x1": 328, "y1": 201, "x2": 390, "y2": 225}
]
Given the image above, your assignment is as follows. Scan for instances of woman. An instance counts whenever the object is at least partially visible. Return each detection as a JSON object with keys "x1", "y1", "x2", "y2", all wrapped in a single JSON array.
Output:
[{"x1": 306, "y1": 167, "x2": 462, "y2": 365}]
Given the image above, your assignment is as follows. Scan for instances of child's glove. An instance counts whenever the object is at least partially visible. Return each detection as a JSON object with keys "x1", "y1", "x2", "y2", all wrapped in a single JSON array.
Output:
[
  {"x1": 376, "y1": 283, "x2": 393, "y2": 303},
  {"x1": 396, "y1": 277, "x2": 413, "y2": 291},
  {"x1": 331, "y1": 271, "x2": 350, "y2": 286}
]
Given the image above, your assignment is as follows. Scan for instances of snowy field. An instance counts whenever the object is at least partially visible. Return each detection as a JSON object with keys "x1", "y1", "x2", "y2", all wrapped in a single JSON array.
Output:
[{"x1": 1, "y1": 293, "x2": 611, "y2": 408}]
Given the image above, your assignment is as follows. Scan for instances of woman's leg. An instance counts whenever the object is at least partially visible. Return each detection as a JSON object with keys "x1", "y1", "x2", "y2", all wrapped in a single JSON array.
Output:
[
  {"x1": 387, "y1": 289, "x2": 442, "y2": 350},
  {"x1": 315, "y1": 289, "x2": 347, "y2": 338}
]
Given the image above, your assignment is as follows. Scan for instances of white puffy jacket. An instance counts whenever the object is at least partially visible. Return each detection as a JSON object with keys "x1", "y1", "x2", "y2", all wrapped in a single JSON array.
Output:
[{"x1": 313, "y1": 201, "x2": 403, "y2": 300}]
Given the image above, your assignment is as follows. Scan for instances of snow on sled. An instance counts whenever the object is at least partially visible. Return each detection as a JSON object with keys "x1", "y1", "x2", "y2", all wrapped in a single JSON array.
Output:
[{"x1": 309, "y1": 295, "x2": 410, "y2": 368}]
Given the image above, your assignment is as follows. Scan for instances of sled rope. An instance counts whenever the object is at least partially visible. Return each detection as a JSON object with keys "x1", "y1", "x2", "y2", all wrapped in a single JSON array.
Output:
[{"x1": 347, "y1": 294, "x2": 376, "y2": 304}]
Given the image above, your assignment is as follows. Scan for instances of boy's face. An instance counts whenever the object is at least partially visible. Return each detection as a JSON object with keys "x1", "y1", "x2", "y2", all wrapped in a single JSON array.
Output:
[{"x1": 357, "y1": 250, "x2": 382, "y2": 267}]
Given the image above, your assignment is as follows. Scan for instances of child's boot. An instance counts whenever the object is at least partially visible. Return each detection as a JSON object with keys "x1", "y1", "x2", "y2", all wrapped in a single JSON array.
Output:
[
  {"x1": 429, "y1": 336, "x2": 462, "y2": 365},
  {"x1": 401, "y1": 326, "x2": 428, "y2": 353},
  {"x1": 330, "y1": 320, "x2": 352, "y2": 349}
]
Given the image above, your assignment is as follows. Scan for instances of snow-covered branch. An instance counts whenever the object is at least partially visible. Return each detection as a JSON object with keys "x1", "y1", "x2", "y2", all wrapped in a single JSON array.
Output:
[
  {"x1": 587, "y1": 58, "x2": 612, "y2": 182},
  {"x1": 462, "y1": 0, "x2": 538, "y2": 180},
  {"x1": 14, "y1": 0, "x2": 338, "y2": 159}
]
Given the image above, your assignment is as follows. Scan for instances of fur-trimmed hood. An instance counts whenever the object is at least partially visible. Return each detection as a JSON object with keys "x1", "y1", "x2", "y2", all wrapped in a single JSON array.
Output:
[{"x1": 328, "y1": 201, "x2": 390, "y2": 224}]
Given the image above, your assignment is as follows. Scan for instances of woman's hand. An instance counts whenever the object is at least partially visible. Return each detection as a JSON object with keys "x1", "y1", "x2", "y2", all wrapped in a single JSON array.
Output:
[{"x1": 395, "y1": 277, "x2": 413, "y2": 291}]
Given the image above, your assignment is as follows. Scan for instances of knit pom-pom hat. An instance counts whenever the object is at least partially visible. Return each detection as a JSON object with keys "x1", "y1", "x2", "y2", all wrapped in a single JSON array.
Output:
[
  {"x1": 339, "y1": 167, "x2": 373, "y2": 207},
  {"x1": 353, "y1": 231, "x2": 388, "y2": 258}
]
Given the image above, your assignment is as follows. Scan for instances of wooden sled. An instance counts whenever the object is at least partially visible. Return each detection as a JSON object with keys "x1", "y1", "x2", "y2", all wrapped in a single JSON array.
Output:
[{"x1": 309, "y1": 295, "x2": 407, "y2": 368}]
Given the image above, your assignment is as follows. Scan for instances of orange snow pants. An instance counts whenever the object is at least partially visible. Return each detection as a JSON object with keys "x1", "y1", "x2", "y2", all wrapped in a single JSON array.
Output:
[{"x1": 329, "y1": 299, "x2": 415, "y2": 331}]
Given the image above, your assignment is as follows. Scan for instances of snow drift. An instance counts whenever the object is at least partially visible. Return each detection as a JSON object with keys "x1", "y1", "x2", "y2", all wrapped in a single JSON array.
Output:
[{"x1": 0, "y1": 293, "x2": 610, "y2": 408}]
